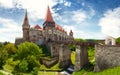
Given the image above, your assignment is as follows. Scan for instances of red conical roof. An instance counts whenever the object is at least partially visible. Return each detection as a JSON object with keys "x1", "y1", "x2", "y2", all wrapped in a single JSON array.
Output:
[
  {"x1": 33, "y1": 25, "x2": 42, "y2": 29},
  {"x1": 44, "y1": 6, "x2": 54, "y2": 22},
  {"x1": 23, "y1": 10, "x2": 29, "y2": 25}
]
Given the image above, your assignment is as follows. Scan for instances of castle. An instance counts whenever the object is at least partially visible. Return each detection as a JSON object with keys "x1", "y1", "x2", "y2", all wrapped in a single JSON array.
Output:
[
  {"x1": 15, "y1": 6, "x2": 120, "y2": 72},
  {"x1": 15, "y1": 6, "x2": 74, "y2": 45}
]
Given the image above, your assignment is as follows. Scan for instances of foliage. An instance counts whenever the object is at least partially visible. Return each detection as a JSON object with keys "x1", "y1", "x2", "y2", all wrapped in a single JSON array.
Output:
[
  {"x1": 3, "y1": 58, "x2": 20, "y2": 73},
  {"x1": 39, "y1": 45, "x2": 50, "y2": 56},
  {"x1": 0, "y1": 71, "x2": 4, "y2": 75},
  {"x1": 0, "y1": 50, "x2": 8, "y2": 69},
  {"x1": 75, "y1": 38, "x2": 86, "y2": 42},
  {"x1": 116, "y1": 37, "x2": 120, "y2": 43},
  {"x1": 16, "y1": 42, "x2": 42, "y2": 59},
  {"x1": 31, "y1": 67, "x2": 39, "y2": 75},
  {"x1": 70, "y1": 44, "x2": 76, "y2": 51},
  {"x1": 13, "y1": 42, "x2": 42, "y2": 72},
  {"x1": 19, "y1": 60, "x2": 28, "y2": 72},
  {"x1": 88, "y1": 47, "x2": 95, "y2": 64},
  {"x1": 4, "y1": 43, "x2": 17, "y2": 56},
  {"x1": 26, "y1": 55, "x2": 40, "y2": 71}
]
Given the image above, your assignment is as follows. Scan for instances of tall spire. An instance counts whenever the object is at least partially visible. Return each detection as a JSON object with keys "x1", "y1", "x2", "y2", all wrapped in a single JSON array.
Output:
[
  {"x1": 44, "y1": 6, "x2": 54, "y2": 22},
  {"x1": 23, "y1": 10, "x2": 29, "y2": 25}
]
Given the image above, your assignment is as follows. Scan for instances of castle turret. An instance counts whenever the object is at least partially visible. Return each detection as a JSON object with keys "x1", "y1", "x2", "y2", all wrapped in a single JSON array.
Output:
[
  {"x1": 43, "y1": 6, "x2": 55, "y2": 29},
  {"x1": 69, "y1": 30, "x2": 73, "y2": 37},
  {"x1": 22, "y1": 10, "x2": 30, "y2": 41}
]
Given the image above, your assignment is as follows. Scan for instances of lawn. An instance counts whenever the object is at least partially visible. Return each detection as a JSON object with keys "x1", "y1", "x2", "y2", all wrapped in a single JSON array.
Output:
[
  {"x1": 73, "y1": 66, "x2": 120, "y2": 75},
  {"x1": 40, "y1": 62, "x2": 61, "y2": 70},
  {"x1": 39, "y1": 71, "x2": 57, "y2": 75},
  {"x1": 0, "y1": 72, "x2": 4, "y2": 75}
]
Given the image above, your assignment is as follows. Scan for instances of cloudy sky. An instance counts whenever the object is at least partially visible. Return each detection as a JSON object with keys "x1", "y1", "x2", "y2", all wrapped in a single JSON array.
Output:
[{"x1": 0, "y1": 0, "x2": 120, "y2": 42}]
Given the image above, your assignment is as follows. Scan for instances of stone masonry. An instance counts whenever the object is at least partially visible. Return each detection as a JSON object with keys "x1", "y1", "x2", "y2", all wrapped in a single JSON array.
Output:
[
  {"x1": 94, "y1": 44, "x2": 120, "y2": 72},
  {"x1": 74, "y1": 44, "x2": 89, "y2": 71}
]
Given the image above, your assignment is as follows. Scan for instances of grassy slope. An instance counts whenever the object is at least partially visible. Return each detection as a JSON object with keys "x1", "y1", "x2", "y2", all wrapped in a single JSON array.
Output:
[
  {"x1": 73, "y1": 66, "x2": 120, "y2": 75},
  {"x1": 40, "y1": 62, "x2": 61, "y2": 70}
]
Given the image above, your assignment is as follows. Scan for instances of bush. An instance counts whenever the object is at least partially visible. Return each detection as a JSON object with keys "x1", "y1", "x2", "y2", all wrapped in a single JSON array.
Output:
[
  {"x1": 31, "y1": 67, "x2": 39, "y2": 75},
  {"x1": 0, "y1": 50, "x2": 8, "y2": 69},
  {"x1": 18, "y1": 60, "x2": 28, "y2": 72}
]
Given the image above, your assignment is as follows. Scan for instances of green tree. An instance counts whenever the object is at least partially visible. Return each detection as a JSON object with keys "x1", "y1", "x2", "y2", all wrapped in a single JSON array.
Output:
[
  {"x1": 27, "y1": 55, "x2": 40, "y2": 71},
  {"x1": 70, "y1": 44, "x2": 76, "y2": 51},
  {"x1": 31, "y1": 67, "x2": 39, "y2": 75},
  {"x1": 75, "y1": 38, "x2": 86, "y2": 42},
  {"x1": 16, "y1": 42, "x2": 42, "y2": 59},
  {"x1": 5, "y1": 43, "x2": 17, "y2": 56},
  {"x1": 3, "y1": 58, "x2": 20, "y2": 72},
  {"x1": 19, "y1": 60, "x2": 28, "y2": 72},
  {"x1": 14, "y1": 42, "x2": 42, "y2": 72},
  {"x1": 0, "y1": 50, "x2": 8, "y2": 69},
  {"x1": 116, "y1": 37, "x2": 120, "y2": 44}
]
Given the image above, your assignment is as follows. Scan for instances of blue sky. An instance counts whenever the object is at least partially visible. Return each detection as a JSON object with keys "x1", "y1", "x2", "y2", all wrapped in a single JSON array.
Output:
[{"x1": 0, "y1": 0, "x2": 120, "y2": 42}]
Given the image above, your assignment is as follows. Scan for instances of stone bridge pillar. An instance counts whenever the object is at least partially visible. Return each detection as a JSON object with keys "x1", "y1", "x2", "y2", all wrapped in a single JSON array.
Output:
[
  {"x1": 74, "y1": 45, "x2": 89, "y2": 71},
  {"x1": 59, "y1": 44, "x2": 71, "y2": 68}
]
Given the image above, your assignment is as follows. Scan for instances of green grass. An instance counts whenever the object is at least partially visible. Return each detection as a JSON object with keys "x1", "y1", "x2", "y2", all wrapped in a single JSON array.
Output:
[
  {"x1": 0, "y1": 72, "x2": 4, "y2": 75},
  {"x1": 73, "y1": 66, "x2": 120, "y2": 75},
  {"x1": 71, "y1": 51, "x2": 75, "y2": 65},
  {"x1": 40, "y1": 62, "x2": 61, "y2": 70},
  {"x1": 39, "y1": 71, "x2": 57, "y2": 75},
  {"x1": 88, "y1": 47, "x2": 95, "y2": 64},
  {"x1": 22, "y1": 71, "x2": 57, "y2": 75}
]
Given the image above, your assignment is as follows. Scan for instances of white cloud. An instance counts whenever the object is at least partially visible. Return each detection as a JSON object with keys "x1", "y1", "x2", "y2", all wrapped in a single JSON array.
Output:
[
  {"x1": 0, "y1": 0, "x2": 56, "y2": 21},
  {"x1": 99, "y1": 7, "x2": 120, "y2": 38},
  {"x1": 0, "y1": 0, "x2": 15, "y2": 8},
  {"x1": 0, "y1": 17, "x2": 22, "y2": 42},
  {"x1": 17, "y1": 0, "x2": 56, "y2": 21},
  {"x1": 64, "y1": 1, "x2": 71, "y2": 7},
  {"x1": 72, "y1": 10, "x2": 87, "y2": 24},
  {"x1": 54, "y1": 7, "x2": 95, "y2": 25}
]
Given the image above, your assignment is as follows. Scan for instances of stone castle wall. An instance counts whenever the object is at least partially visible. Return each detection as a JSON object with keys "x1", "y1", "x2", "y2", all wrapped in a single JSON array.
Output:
[{"x1": 94, "y1": 44, "x2": 120, "y2": 72}]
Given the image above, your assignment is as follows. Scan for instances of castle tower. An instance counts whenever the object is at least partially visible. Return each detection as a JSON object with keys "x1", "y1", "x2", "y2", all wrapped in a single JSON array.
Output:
[
  {"x1": 43, "y1": 6, "x2": 55, "y2": 29},
  {"x1": 43, "y1": 6, "x2": 55, "y2": 41},
  {"x1": 22, "y1": 10, "x2": 30, "y2": 41}
]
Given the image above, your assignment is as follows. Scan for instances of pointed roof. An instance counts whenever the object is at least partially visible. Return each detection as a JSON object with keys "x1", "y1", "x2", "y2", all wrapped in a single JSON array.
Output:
[
  {"x1": 33, "y1": 24, "x2": 42, "y2": 30},
  {"x1": 23, "y1": 10, "x2": 29, "y2": 25},
  {"x1": 44, "y1": 6, "x2": 54, "y2": 22}
]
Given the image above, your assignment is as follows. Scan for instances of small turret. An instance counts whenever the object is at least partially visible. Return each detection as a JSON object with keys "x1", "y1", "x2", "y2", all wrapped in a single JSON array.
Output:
[
  {"x1": 22, "y1": 10, "x2": 30, "y2": 41},
  {"x1": 69, "y1": 30, "x2": 73, "y2": 37}
]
